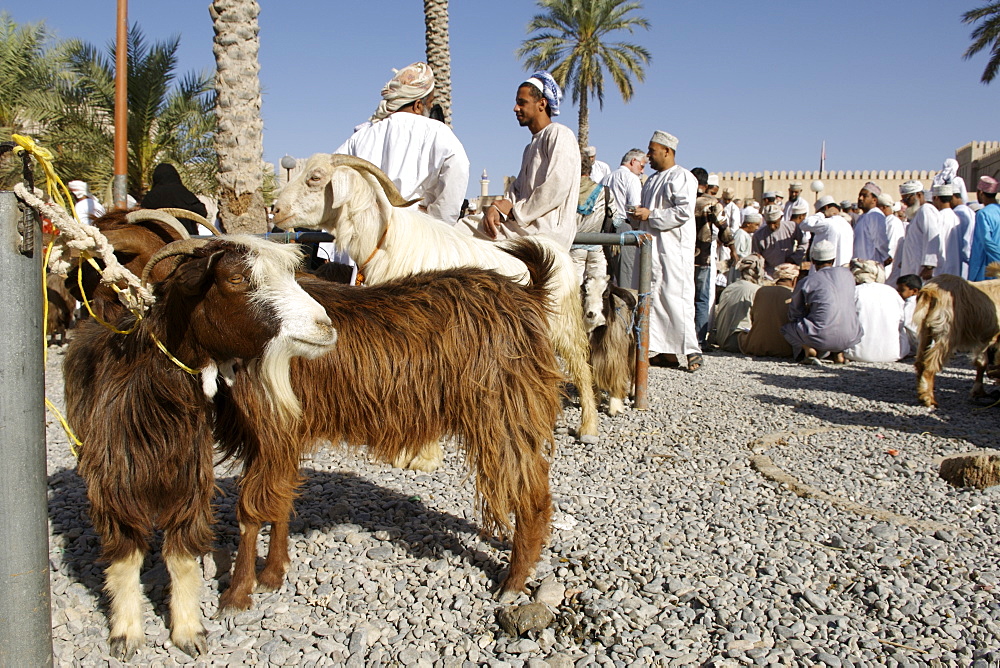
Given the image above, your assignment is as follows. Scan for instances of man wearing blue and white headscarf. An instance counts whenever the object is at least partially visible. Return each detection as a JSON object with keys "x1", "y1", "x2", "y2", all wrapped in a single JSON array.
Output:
[{"x1": 467, "y1": 71, "x2": 581, "y2": 251}]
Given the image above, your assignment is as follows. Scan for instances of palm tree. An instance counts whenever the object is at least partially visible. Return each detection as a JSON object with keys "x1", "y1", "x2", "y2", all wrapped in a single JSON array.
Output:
[
  {"x1": 963, "y1": 2, "x2": 1000, "y2": 84},
  {"x1": 210, "y1": 0, "x2": 266, "y2": 233},
  {"x1": 0, "y1": 13, "x2": 66, "y2": 186},
  {"x1": 48, "y1": 24, "x2": 215, "y2": 200},
  {"x1": 517, "y1": 0, "x2": 650, "y2": 150},
  {"x1": 424, "y1": 0, "x2": 453, "y2": 126}
]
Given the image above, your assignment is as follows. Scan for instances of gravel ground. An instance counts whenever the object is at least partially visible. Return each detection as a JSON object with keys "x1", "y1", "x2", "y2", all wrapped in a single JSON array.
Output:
[{"x1": 42, "y1": 344, "x2": 1000, "y2": 667}]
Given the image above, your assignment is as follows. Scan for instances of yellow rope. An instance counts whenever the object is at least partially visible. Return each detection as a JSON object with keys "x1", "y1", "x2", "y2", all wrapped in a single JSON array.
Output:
[
  {"x1": 44, "y1": 399, "x2": 80, "y2": 458},
  {"x1": 11, "y1": 134, "x2": 78, "y2": 223}
]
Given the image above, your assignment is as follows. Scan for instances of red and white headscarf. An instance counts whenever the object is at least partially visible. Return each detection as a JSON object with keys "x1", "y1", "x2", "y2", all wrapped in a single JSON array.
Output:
[{"x1": 370, "y1": 62, "x2": 435, "y2": 122}]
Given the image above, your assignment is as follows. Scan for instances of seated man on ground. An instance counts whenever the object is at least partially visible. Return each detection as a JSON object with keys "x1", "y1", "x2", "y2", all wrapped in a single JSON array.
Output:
[
  {"x1": 844, "y1": 260, "x2": 910, "y2": 362},
  {"x1": 781, "y1": 240, "x2": 864, "y2": 365},
  {"x1": 896, "y1": 274, "x2": 922, "y2": 354},
  {"x1": 739, "y1": 263, "x2": 799, "y2": 358},
  {"x1": 711, "y1": 254, "x2": 764, "y2": 352}
]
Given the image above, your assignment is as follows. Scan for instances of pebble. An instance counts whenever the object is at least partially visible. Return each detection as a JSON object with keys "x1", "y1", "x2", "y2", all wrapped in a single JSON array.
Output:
[{"x1": 40, "y1": 348, "x2": 1000, "y2": 666}]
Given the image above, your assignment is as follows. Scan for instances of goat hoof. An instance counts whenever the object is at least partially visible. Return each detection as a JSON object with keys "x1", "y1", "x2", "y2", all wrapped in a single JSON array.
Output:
[
  {"x1": 577, "y1": 433, "x2": 599, "y2": 445},
  {"x1": 495, "y1": 588, "x2": 523, "y2": 605},
  {"x1": 215, "y1": 592, "x2": 253, "y2": 618},
  {"x1": 173, "y1": 631, "x2": 207, "y2": 658},
  {"x1": 109, "y1": 635, "x2": 143, "y2": 662}
]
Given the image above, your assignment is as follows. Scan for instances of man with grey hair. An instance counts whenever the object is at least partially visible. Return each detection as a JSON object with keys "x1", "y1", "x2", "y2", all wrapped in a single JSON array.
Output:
[
  {"x1": 336, "y1": 62, "x2": 470, "y2": 224},
  {"x1": 895, "y1": 180, "x2": 940, "y2": 279},
  {"x1": 629, "y1": 130, "x2": 701, "y2": 371},
  {"x1": 603, "y1": 148, "x2": 647, "y2": 286}
]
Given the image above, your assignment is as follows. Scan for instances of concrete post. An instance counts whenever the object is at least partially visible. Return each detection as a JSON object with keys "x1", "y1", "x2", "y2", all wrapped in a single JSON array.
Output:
[{"x1": 0, "y1": 191, "x2": 53, "y2": 666}]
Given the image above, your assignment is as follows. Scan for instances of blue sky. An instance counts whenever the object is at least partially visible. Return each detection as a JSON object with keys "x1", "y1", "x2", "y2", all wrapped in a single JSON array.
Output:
[{"x1": 6, "y1": 1, "x2": 998, "y2": 197}]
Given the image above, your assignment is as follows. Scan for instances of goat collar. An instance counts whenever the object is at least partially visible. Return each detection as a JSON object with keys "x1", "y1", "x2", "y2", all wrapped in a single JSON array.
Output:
[{"x1": 355, "y1": 224, "x2": 389, "y2": 286}]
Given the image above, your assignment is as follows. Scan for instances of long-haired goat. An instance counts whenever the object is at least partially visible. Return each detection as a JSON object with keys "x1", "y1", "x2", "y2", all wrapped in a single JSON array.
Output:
[
  {"x1": 67, "y1": 209, "x2": 195, "y2": 322},
  {"x1": 212, "y1": 239, "x2": 563, "y2": 615},
  {"x1": 913, "y1": 268, "x2": 1000, "y2": 407},
  {"x1": 64, "y1": 236, "x2": 336, "y2": 660},
  {"x1": 582, "y1": 273, "x2": 637, "y2": 416},
  {"x1": 272, "y1": 153, "x2": 598, "y2": 462}
]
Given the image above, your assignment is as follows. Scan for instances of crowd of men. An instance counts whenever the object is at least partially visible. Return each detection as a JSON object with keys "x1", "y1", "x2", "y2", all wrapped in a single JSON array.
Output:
[
  {"x1": 326, "y1": 60, "x2": 1000, "y2": 375},
  {"x1": 68, "y1": 59, "x2": 1000, "y2": 376}
]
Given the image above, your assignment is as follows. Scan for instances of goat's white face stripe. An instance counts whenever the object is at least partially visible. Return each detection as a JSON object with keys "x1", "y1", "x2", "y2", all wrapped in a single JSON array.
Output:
[{"x1": 220, "y1": 235, "x2": 337, "y2": 423}]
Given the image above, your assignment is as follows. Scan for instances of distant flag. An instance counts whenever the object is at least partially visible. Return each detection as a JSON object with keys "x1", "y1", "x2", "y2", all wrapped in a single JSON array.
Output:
[{"x1": 820, "y1": 141, "x2": 826, "y2": 173}]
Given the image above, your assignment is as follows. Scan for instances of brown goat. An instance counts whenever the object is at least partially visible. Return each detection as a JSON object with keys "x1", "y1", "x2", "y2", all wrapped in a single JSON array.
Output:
[
  {"x1": 212, "y1": 240, "x2": 563, "y2": 615},
  {"x1": 64, "y1": 236, "x2": 336, "y2": 660},
  {"x1": 67, "y1": 209, "x2": 192, "y2": 323},
  {"x1": 913, "y1": 272, "x2": 1000, "y2": 406},
  {"x1": 46, "y1": 271, "x2": 77, "y2": 345},
  {"x1": 582, "y1": 273, "x2": 637, "y2": 416}
]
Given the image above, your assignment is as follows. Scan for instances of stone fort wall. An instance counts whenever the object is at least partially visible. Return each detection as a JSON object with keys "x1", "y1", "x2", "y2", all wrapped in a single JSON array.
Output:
[{"x1": 716, "y1": 169, "x2": 937, "y2": 206}]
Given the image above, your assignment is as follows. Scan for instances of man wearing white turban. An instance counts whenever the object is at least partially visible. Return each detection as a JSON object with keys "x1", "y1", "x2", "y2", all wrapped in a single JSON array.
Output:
[
  {"x1": 629, "y1": 130, "x2": 702, "y2": 371},
  {"x1": 783, "y1": 182, "x2": 810, "y2": 222},
  {"x1": 336, "y1": 62, "x2": 470, "y2": 224},
  {"x1": 930, "y1": 183, "x2": 962, "y2": 277},
  {"x1": 932, "y1": 158, "x2": 968, "y2": 205},
  {"x1": 472, "y1": 71, "x2": 580, "y2": 251},
  {"x1": 67, "y1": 180, "x2": 105, "y2": 225}
]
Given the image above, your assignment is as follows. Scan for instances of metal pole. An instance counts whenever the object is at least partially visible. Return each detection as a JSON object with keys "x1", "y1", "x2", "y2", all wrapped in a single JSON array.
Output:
[
  {"x1": 113, "y1": 0, "x2": 128, "y2": 209},
  {"x1": 0, "y1": 191, "x2": 53, "y2": 666}
]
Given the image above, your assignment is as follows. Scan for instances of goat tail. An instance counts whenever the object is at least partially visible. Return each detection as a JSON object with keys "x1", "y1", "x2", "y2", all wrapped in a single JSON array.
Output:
[
  {"x1": 496, "y1": 237, "x2": 558, "y2": 311},
  {"x1": 912, "y1": 281, "x2": 945, "y2": 333}
]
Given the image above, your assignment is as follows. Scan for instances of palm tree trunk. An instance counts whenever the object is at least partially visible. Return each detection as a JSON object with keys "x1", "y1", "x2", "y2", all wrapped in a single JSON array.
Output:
[
  {"x1": 210, "y1": 0, "x2": 266, "y2": 233},
  {"x1": 424, "y1": 0, "x2": 452, "y2": 126},
  {"x1": 578, "y1": 93, "x2": 589, "y2": 152}
]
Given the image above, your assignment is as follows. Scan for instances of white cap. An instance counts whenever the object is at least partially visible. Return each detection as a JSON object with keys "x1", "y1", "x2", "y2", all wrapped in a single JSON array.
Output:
[
  {"x1": 743, "y1": 210, "x2": 762, "y2": 223},
  {"x1": 67, "y1": 180, "x2": 89, "y2": 198},
  {"x1": 811, "y1": 239, "x2": 836, "y2": 262},
  {"x1": 650, "y1": 130, "x2": 678, "y2": 150},
  {"x1": 707, "y1": 174, "x2": 720, "y2": 187},
  {"x1": 932, "y1": 183, "x2": 954, "y2": 197},
  {"x1": 816, "y1": 195, "x2": 837, "y2": 209},
  {"x1": 899, "y1": 180, "x2": 923, "y2": 195},
  {"x1": 763, "y1": 204, "x2": 783, "y2": 222},
  {"x1": 876, "y1": 193, "x2": 894, "y2": 207},
  {"x1": 583, "y1": 146, "x2": 597, "y2": 157},
  {"x1": 790, "y1": 200, "x2": 809, "y2": 215}
]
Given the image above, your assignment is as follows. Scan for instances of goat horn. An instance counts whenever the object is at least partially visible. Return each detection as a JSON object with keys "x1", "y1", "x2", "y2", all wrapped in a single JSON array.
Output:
[
  {"x1": 156, "y1": 208, "x2": 223, "y2": 236},
  {"x1": 328, "y1": 154, "x2": 422, "y2": 208},
  {"x1": 141, "y1": 238, "x2": 214, "y2": 288},
  {"x1": 126, "y1": 209, "x2": 191, "y2": 240}
]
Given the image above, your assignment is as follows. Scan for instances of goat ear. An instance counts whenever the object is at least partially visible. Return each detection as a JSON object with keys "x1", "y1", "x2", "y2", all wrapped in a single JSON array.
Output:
[
  {"x1": 171, "y1": 250, "x2": 226, "y2": 296},
  {"x1": 609, "y1": 285, "x2": 637, "y2": 311}
]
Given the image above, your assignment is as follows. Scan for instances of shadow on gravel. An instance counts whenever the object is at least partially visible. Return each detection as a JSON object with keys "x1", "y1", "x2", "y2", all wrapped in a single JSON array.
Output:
[
  {"x1": 213, "y1": 467, "x2": 505, "y2": 583},
  {"x1": 747, "y1": 362, "x2": 1000, "y2": 450},
  {"x1": 49, "y1": 466, "x2": 505, "y2": 614}
]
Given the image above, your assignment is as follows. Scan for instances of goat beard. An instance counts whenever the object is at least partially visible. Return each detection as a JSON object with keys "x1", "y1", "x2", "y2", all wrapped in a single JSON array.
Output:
[{"x1": 248, "y1": 336, "x2": 304, "y2": 426}]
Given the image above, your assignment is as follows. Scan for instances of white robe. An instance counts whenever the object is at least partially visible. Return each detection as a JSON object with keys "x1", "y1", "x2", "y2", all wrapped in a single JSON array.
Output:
[
  {"x1": 932, "y1": 207, "x2": 962, "y2": 277},
  {"x1": 590, "y1": 159, "x2": 612, "y2": 183},
  {"x1": 75, "y1": 196, "x2": 105, "y2": 225},
  {"x1": 783, "y1": 196, "x2": 811, "y2": 222},
  {"x1": 845, "y1": 282, "x2": 910, "y2": 362},
  {"x1": 853, "y1": 208, "x2": 889, "y2": 263},
  {"x1": 954, "y1": 204, "x2": 975, "y2": 279},
  {"x1": 637, "y1": 165, "x2": 700, "y2": 357},
  {"x1": 885, "y1": 214, "x2": 905, "y2": 265},
  {"x1": 725, "y1": 201, "x2": 742, "y2": 234},
  {"x1": 799, "y1": 213, "x2": 854, "y2": 267},
  {"x1": 336, "y1": 112, "x2": 470, "y2": 224},
  {"x1": 897, "y1": 203, "x2": 940, "y2": 277}
]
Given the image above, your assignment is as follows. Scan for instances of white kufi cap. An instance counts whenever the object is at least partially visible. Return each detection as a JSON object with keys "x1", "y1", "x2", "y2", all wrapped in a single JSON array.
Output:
[{"x1": 650, "y1": 130, "x2": 678, "y2": 150}]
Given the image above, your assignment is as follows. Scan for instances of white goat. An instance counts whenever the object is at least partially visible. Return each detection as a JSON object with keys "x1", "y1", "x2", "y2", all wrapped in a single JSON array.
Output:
[{"x1": 273, "y1": 154, "x2": 599, "y2": 467}]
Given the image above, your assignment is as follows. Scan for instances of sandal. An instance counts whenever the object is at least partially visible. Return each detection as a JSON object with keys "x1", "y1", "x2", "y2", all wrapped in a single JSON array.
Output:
[
  {"x1": 650, "y1": 353, "x2": 680, "y2": 368},
  {"x1": 686, "y1": 353, "x2": 703, "y2": 372}
]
